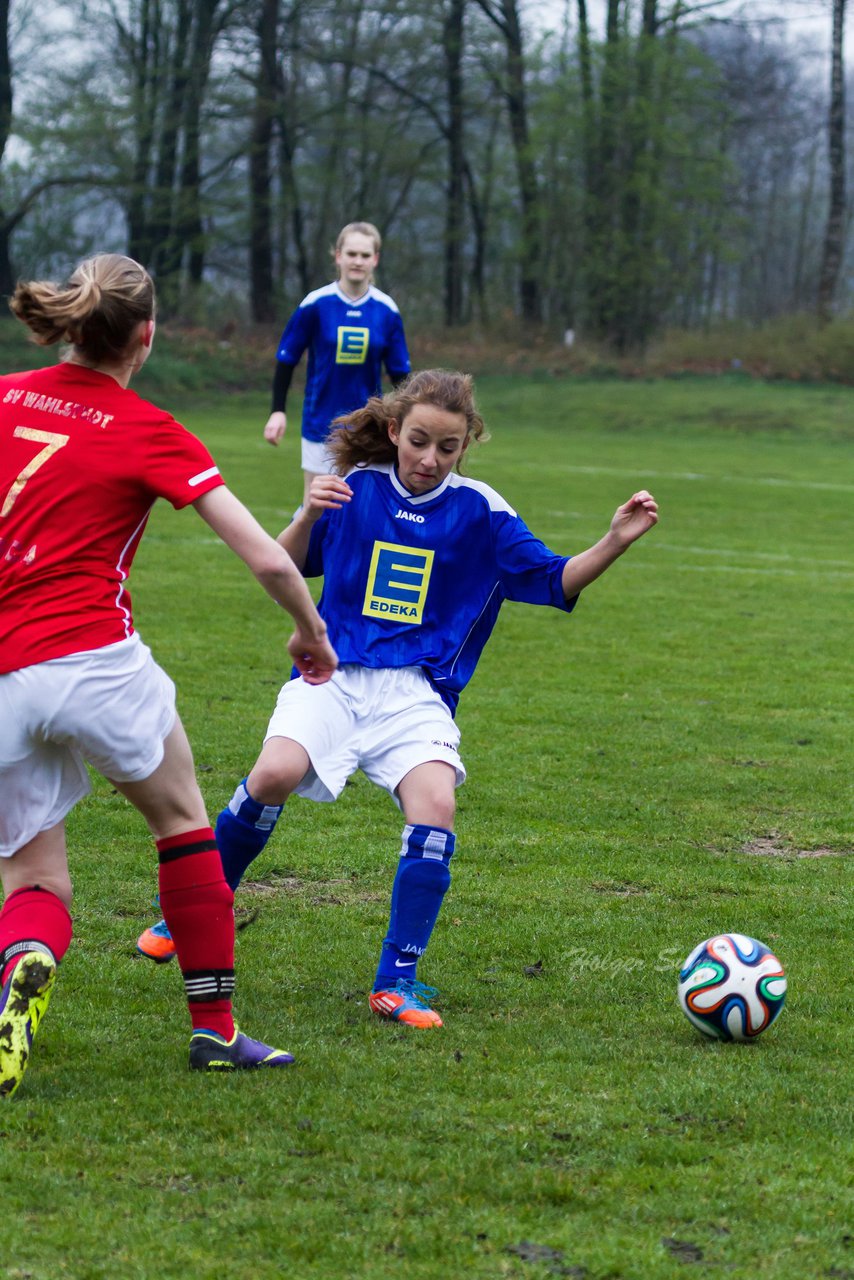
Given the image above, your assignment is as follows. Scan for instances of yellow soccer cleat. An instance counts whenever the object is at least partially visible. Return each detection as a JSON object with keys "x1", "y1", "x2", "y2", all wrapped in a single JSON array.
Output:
[{"x1": 0, "y1": 950, "x2": 58, "y2": 1099}]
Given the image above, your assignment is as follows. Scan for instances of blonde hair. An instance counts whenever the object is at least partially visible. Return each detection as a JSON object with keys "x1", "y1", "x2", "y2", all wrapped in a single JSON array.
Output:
[
  {"x1": 9, "y1": 253, "x2": 155, "y2": 363},
  {"x1": 334, "y1": 221, "x2": 382, "y2": 256},
  {"x1": 327, "y1": 369, "x2": 488, "y2": 474}
]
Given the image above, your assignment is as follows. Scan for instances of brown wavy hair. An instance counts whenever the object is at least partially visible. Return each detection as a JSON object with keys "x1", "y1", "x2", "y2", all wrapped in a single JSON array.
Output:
[
  {"x1": 9, "y1": 253, "x2": 155, "y2": 364},
  {"x1": 327, "y1": 369, "x2": 488, "y2": 475}
]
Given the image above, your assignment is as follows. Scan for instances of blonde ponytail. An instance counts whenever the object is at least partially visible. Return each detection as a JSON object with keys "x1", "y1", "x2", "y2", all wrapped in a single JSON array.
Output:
[{"x1": 9, "y1": 254, "x2": 155, "y2": 363}]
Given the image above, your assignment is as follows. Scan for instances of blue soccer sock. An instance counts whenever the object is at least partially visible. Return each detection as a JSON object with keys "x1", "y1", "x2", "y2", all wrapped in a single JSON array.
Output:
[
  {"x1": 214, "y1": 779, "x2": 284, "y2": 891},
  {"x1": 373, "y1": 824, "x2": 455, "y2": 992}
]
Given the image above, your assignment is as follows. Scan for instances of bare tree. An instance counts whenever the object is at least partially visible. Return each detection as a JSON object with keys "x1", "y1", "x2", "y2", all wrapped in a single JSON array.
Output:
[
  {"x1": 443, "y1": 0, "x2": 466, "y2": 325},
  {"x1": 817, "y1": 0, "x2": 847, "y2": 320},
  {"x1": 249, "y1": 0, "x2": 278, "y2": 322},
  {"x1": 473, "y1": 0, "x2": 541, "y2": 322},
  {"x1": 0, "y1": 0, "x2": 14, "y2": 293}
]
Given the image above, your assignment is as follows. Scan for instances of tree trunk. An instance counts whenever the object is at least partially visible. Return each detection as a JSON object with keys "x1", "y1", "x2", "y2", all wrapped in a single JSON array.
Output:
[
  {"x1": 501, "y1": 0, "x2": 540, "y2": 322},
  {"x1": 124, "y1": 0, "x2": 163, "y2": 267},
  {"x1": 0, "y1": 0, "x2": 14, "y2": 295},
  {"x1": 612, "y1": 0, "x2": 657, "y2": 350},
  {"x1": 275, "y1": 3, "x2": 310, "y2": 298},
  {"x1": 817, "y1": 0, "x2": 847, "y2": 321},
  {"x1": 149, "y1": 0, "x2": 192, "y2": 283},
  {"x1": 443, "y1": 0, "x2": 466, "y2": 326},
  {"x1": 249, "y1": 0, "x2": 279, "y2": 323},
  {"x1": 583, "y1": 0, "x2": 624, "y2": 339},
  {"x1": 177, "y1": 0, "x2": 221, "y2": 290},
  {"x1": 474, "y1": 0, "x2": 541, "y2": 322}
]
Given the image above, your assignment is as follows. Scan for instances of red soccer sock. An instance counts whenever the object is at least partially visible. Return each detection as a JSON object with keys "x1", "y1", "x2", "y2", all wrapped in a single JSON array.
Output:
[
  {"x1": 156, "y1": 828, "x2": 235, "y2": 1040},
  {"x1": 0, "y1": 885, "x2": 73, "y2": 984}
]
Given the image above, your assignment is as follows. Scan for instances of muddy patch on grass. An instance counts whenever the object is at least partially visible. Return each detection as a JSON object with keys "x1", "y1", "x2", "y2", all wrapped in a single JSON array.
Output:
[
  {"x1": 741, "y1": 833, "x2": 850, "y2": 859},
  {"x1": 590, "y1": 880, "x2": 652, "y2": 896},
  {"x1": 241, "y1": 873, "x2": 385, "y2": 906}
]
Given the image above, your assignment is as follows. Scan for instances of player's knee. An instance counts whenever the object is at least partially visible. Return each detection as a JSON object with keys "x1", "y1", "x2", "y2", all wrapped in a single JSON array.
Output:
[
  {"x1": 435, "y1": 794, "x2": 456, "y2": 829},
  {"x1": 245, "y1": 762, "x2": 293, "y2": 807},
  {"x1": 398, "y1": 762, "x2": 457, "y2": 829},
  {"x1": 247, "y1": 740, "x2": 308, "y2": 805},
  {"x1": 404, "y1": 793, "x2": 456, "y2": 830}
]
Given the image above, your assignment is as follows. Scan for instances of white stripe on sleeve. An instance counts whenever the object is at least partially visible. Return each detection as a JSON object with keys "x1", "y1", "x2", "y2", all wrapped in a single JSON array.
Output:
[{"x1": 188, "y1": 466, "x2": 220, "y2": 487}]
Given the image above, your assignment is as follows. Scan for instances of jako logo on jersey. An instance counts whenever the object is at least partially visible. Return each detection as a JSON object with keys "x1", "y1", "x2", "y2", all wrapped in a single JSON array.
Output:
[
  {"x1": 336, "y1": 326, "x2": 369, "y2": 364},
  {"x1": 395, "y1": 508, "x2": 425, "y2": 524},
  {"x1": 362, "y1": 541, "x2": 433, "y2": 625}
]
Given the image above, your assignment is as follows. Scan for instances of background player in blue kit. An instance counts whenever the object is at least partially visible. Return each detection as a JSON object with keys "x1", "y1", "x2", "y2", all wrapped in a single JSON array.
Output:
[
  {"x1": 138, "y1": 370, "x2": 658, "y2": 1029},
  {"x1": 262, "y1": 221, "x2": 411, "y2": 504}
]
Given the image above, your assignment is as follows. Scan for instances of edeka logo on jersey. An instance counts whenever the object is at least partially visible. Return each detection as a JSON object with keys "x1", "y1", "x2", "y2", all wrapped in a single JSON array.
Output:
[
  {"x1": 362, "y1": 541, "x2": 434, "y2": 625},
  {"x1": 336, "y1": 326, "x2": 369, "y2": 364}
]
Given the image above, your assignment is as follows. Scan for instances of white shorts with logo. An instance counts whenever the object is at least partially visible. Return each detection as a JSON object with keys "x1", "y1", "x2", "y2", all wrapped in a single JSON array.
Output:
[
  {"x1": 0, "y1": 634, "x2": 177, "y2": 857},
  {"x1": 264, "y1": 664, "x2": 466, "y2": 806},
  {"x1": 301, "y1": 437, "x2": 336, "y2": 474}
]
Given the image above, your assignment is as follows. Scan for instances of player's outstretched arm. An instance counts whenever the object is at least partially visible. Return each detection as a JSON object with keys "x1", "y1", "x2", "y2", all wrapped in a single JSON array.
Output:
[
  {"x1": 561, "y1": 490, "x2": 658, "y2": 600},
  {"x1": 276, "y1": 474, "x2": 353, "y2": 570},
  {"x1": 192, "y1": 486, "x2": 337, "y2": 683}
]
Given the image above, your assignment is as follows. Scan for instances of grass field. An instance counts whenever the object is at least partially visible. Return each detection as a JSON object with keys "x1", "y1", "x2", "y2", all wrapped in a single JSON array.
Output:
[{"x1": 1, "y1": 374, "x2": 852, "y2": 1280}]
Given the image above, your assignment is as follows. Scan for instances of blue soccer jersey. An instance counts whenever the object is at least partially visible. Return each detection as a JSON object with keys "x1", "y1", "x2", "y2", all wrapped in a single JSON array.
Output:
[
  {"x1": 302, "y1": 464, "x2": 577, "y2": 713},
  {"x1": 276, "y1": 283, "x2": 411, "y2": 443}
]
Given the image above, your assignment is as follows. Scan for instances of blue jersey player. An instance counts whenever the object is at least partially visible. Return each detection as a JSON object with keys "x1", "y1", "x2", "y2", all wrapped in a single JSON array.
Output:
[
  {"x1": 138, "y1": 370, "x2": 659, "y2": 1029},
  {"x1": 263, "y1": 222, "x2": 410, "y2": 505}
]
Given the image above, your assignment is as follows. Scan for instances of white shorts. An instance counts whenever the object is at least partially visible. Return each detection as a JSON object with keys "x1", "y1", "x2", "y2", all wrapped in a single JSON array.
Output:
[
  {"x1": 0, "y1": 635, "x2": 177, "y2": 857},
  {"x1": 301, "y1": 437, "x2": 336, "y2": 474},
  {"x1": 264, "y1": 664, "x2": 466, "y2": 806}
]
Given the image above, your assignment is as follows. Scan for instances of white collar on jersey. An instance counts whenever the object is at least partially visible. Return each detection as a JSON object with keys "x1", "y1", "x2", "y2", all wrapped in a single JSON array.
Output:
[
  {"x1": 389, "y1": 465, "x2": 453, "y2": 505},
  {"x1": 334, "y1": 282, "x2": 372, "y2": 307}
]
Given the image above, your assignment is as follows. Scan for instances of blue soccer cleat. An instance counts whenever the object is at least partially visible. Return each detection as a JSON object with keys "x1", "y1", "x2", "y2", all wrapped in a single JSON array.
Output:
[
  {"x1": 369, "y1": 978, "x2": 443, "y2": 1028},
  {"x1": 188, "y1": 1027, "x2": 295, "y2": 1071},
  {"x1": 0, "y1": 950, "x2": 58, "y2": 1099}
]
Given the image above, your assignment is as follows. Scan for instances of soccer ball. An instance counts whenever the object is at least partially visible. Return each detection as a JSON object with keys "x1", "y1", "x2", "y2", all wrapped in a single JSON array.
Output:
[{"x1": 677, "y1": 933, "x2": 787, "y2": 1042}]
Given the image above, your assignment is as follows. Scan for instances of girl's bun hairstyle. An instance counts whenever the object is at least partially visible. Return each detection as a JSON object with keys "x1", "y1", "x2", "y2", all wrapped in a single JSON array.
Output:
[{"x1": 9, "y1": 253, "x2": 155, "y2": 363}]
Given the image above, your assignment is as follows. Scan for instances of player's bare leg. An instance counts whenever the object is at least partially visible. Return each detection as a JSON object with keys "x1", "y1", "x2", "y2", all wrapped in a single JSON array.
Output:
[
  {"x1": 397, "y1": 761, "x2": 457, "y2": 830},
  {"x1": 246, "y1": 736, "x2": 312, "y2": 806}
]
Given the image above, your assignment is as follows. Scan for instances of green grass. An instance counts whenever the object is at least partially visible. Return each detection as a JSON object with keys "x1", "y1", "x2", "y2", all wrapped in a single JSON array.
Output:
[{"x1": 2, "y1": 375, "x2": 852, "y2": 1279}]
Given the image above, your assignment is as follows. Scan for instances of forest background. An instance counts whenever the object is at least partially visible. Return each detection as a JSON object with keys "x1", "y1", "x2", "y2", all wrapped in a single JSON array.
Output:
[{"x1": 0, "y1": 0, "x2": 851, "y2": 369}]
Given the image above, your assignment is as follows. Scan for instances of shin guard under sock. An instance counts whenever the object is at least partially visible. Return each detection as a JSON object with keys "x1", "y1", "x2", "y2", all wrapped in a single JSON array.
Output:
[
  {"x1": 215, "y1": 779, "x2": 283, "y2": 891},
  {"x1": 157, "y1": 828, "x2": 235, "y2": 1038},
  {"x1": 373, "y1": 825, "x2": 455, "y2": 992},
  {"x1": 0, "y1": 886, "x2": 72, "y2": 984}
]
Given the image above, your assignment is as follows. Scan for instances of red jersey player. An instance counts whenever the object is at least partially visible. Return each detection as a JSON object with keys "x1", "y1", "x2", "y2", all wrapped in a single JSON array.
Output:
[{"x1": 0, "y1": 252, "x2": 337, "y2": 1097}]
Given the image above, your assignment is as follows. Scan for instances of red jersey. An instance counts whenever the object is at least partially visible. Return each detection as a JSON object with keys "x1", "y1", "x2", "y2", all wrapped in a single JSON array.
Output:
[{"x1": 0, "y1": 362, "x2": 224, "y2": 672}]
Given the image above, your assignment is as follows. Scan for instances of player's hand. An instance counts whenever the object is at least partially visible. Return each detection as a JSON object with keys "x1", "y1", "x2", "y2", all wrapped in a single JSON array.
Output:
[
  {"x1": 610, "y1": 490, "x2": 658, "y2": 546},
  {"x1": 305, "y1": 474, "x2": 353, "y2": 518},
  {"x1": 287, "y1": 629, "x2": 338, "y2": 685},
  {"x1": 264, "y1": 411, "x2": 286, "y2": 446}
]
